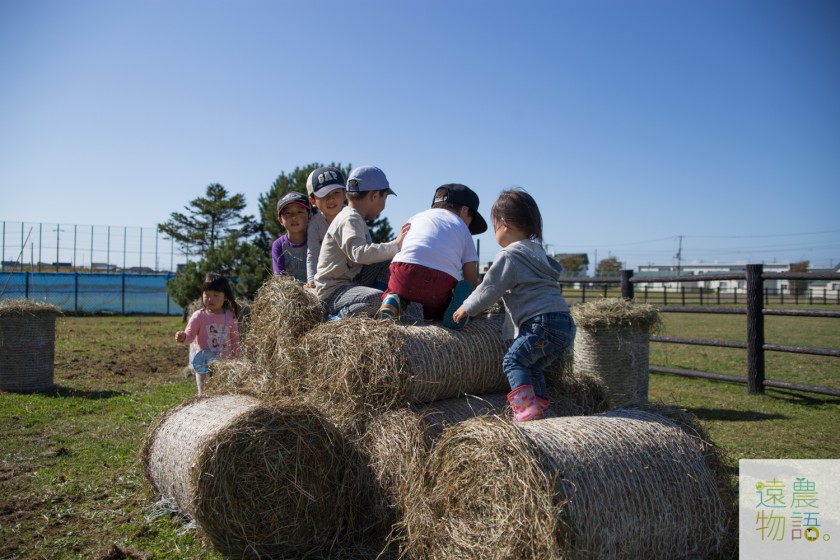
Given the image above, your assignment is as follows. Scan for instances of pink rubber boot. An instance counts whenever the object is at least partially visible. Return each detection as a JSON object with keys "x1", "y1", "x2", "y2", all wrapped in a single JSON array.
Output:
[
  {"x1": 507, "y1": 385, "x2": 545, "y2": 422},
  {"x1": 536, "y1": 396, "x2": 552, "y2": 418}
]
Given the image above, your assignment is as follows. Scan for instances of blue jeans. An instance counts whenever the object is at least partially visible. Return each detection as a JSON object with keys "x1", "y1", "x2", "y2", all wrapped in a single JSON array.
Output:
[{"x1": 503, "y1": 312, "x2": 576, "y2": 398}]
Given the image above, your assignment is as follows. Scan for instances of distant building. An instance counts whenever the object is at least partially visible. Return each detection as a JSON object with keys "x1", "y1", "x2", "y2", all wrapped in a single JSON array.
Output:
[
  {"x1": 91, "y1": 262, "x2": 118, "y2": 272},
  {"x1": 634, "y1": 262, "x2": 840, "y2": 297}
]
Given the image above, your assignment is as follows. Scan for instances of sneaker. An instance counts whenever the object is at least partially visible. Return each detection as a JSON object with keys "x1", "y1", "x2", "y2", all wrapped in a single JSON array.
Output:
[
  {"x1": 375, "y1": 293, "x2": 403, "y2": 320},
  {"x1": 327, "y1": 306, "x2": 349, "y2": 321},
  {"x1": 443, "y1": 280, "x2": 473, "y2": 330}
]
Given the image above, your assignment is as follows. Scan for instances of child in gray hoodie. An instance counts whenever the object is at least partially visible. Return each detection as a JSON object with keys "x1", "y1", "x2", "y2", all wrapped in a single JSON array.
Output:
[{"x1": 452, "y1": 188, "x2": 575, "y2": 421}]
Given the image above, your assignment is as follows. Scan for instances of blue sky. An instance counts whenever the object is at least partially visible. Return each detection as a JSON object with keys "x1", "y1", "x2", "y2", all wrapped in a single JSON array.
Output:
[{"x1": 2, "y1": 0, "x2": 839, "y2": 272}]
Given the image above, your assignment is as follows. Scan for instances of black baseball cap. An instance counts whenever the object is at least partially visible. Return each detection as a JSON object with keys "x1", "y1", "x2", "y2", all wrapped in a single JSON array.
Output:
[
  {"x1": 432, "y1": 183, "x2": 487, "y2": 235},
  {"x1": 277, "y1": 191, "x2": 311, "y2": 216}
]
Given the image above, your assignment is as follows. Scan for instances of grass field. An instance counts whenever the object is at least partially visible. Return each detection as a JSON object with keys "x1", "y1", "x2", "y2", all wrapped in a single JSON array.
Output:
[{"x1": 1, "y1": 313, "x2": 838, "y2": 559}]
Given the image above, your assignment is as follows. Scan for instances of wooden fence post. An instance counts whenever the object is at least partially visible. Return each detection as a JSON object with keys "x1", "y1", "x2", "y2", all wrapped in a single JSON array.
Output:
[
  {"x1": 621, "y1": 269, "x2": 634, "y2": 299},
  {"x1": 746, "y1": 264, "x2": 765, "y2": 394}
]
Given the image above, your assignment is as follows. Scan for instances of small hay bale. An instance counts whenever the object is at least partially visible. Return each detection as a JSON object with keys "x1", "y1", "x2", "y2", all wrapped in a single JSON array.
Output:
[
  {"x1": 141, "y1": 394, "x2": 371, "y2": 558},
  {"x1": 244, "y1": 276, "x2": 323, "y2": 373},
  {"x1": 301, "y1": 315, "x2": 510, "y2": 432},
  {"x1": 571, "y1": 298, "x2": 662, "y2": 407},
  {"x1": 403, "y1": 407, "x2": 727, "y2": 560},
  {"x1": 0, "y1": 299, "x2": 61, "y2": 392}
]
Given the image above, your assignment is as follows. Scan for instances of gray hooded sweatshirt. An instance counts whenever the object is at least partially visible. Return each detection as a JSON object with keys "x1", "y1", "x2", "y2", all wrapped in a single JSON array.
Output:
[{"x1": 462, "y1": 239, "x2": 569, "y2": 339}]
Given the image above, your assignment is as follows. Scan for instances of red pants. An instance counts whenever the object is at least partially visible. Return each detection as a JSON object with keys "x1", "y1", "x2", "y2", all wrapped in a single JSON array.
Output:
[{"x1": 383, "y1": 262, "x2": 458, "y2": 320}]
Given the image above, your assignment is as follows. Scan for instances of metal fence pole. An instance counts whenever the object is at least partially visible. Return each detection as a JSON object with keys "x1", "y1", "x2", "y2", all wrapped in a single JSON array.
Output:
[
  {"x1": 620, "y1": 269, "x2": 634, "y2": 299},
  {"x1": 746, "y1": 264, "x2": 765, "y2": 394}
]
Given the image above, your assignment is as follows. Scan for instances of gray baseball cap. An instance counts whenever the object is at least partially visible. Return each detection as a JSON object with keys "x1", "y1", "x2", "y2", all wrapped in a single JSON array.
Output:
[{"x1": 346, "y1": 165, "x2": 396, "y2": 196}]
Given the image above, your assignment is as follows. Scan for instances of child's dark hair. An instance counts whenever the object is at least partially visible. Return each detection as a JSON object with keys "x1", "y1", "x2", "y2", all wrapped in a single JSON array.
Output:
[
  {"x1": 202, "y1": 272, "x2": 239, "y2": 316},
  {"x1": 491, "y1": 188, "x2": 543, "y2": 242},
  {"x1": 346, "y1": 189, "x2": 389, "y2": 202}
]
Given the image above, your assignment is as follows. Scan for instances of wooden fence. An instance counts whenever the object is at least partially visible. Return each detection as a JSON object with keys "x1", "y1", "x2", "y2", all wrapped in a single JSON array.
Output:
[{"x1": 559, "y1": 265, "x2": 840, "y2": 397}]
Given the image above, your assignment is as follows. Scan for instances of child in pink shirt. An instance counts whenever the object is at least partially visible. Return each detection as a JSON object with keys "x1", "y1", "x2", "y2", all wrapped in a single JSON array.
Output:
[{"x1": 175, "y1": 272, "x2": 241, "y2": 395}]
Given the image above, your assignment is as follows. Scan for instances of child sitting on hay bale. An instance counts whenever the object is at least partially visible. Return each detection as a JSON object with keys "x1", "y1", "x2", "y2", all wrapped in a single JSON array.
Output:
[
  {"x1": 375, "y1": 183, "x2": 487, "y2": 330},
  {"x1": 314, "y1": 165, "x2": 410, "y2": 319},
  {"x1": 304, "y1": 165, "x2": 347, "y2": 287},
  {"x1": 175, "y1": 272, "x2": 241, "y2": 395},
  {"x1": 272, "y1": 191, "x2": 312, "y2": 282},
  {"x1": 452, "y1": 188, "x2": 575, "y2": 422}
]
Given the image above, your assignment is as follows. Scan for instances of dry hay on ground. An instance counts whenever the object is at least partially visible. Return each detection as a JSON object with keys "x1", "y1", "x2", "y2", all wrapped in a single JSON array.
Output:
[
  {"x1": 571, "y1": 298, "x2": 662, "y2": 407},
  {"x1": 140, "y1": 394, "x2": 376, "y2": 559},
  {"x1": 300, "y1": 315, "x2": 510, "y2": 432},
  {"x1": 0, "y1": 299, "x2": 61, "y2": 392},
  {"x1": 402, "y1": 405, "x2": 728, "y2": 560}
]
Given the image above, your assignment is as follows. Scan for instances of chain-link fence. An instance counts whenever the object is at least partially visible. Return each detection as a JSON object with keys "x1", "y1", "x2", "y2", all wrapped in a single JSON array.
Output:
[{"x1": 1, "y1": 220, "x2": 188, "y2": 274}]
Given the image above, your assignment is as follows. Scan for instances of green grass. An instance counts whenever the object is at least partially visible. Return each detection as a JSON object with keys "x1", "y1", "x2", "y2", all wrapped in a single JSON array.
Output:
[{"x1": 1, "y1": 314, "x2": 838, "y2": 558}]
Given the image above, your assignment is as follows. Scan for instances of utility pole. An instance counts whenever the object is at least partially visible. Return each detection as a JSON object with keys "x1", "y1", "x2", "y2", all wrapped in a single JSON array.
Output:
[{"x1": 675, "y1": 235, "x2": 683, "y2": 275}]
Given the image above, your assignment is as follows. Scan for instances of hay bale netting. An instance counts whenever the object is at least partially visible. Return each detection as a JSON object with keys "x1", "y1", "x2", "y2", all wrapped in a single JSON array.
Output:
[
  {"x1": 571, "y1": 298, "x2": 662, "y2": 408},
  {"x1": 403, "y1": 408, "x2": 727, "y2": 560},
  {"x1": 0, "y1": 299, "x2": 61, "y2": 392},
  {"x1": 301, "y1": 315, "x2": 510, "y2": 431},
  {"x1": 362, "y1": 375, "x2": 611, "y2": 535},
  {"x1": 141, "y1": 394, "x2": 374, "y2": 558}
]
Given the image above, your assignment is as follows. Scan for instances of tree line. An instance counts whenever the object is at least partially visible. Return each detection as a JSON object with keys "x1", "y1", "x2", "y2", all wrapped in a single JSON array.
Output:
[{"x1": 158, "y1": 162, "x2": 393, "y2": 311}]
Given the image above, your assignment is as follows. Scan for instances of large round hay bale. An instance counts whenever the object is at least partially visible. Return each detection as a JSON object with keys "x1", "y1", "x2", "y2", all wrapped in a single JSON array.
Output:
[
  {"x1": 403, "y1": 407, "x2": 727, "y2": 560},
  {"x1": 571, "y1": 298, "x2": 662, "y2": 408},
  {"x1": 363, "y1": 374, "x2": 611, "y2": 537},
  {"x1": 141, "y1": 394, "x2": 371, "y2": 558},
  {"x1": 244, "y1": 276, "x2": 323, "y2": 373},
  {"x1": 301, "y1": 315, "x2": 510, "y2": 431},
  {"x1": 0, "y1": 300, "x2": 61, "y2": 392}
]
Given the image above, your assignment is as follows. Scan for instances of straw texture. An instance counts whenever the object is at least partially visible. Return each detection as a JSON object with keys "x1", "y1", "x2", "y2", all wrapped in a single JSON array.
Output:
[
  {"x1": 571, "y1": 299, "x2": 662, "y2": 407},
  {"x1": 0, "y1": 299, "x2": 61, "y2": 392},
  {"x1": 301, "y1": 315, "x2": 510, "y2": 432},
  {"x1": 363, "y1": 374, "x2": 611, "y2": 546},
  {"x1": 141, "y1": 394, "x2": 370, "y2": 559},
  {"x1": 403, "y1": 408, "x2": 727, "y2": 560}
]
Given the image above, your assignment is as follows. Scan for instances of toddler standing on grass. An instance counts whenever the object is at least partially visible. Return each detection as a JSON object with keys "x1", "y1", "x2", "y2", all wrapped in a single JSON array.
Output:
[
  {"x1": 452, "y1": 188, "x2": 575, "y2": 421},
  {"x1": 175, "y1": 272, "x2": 241, "y2": 395}
]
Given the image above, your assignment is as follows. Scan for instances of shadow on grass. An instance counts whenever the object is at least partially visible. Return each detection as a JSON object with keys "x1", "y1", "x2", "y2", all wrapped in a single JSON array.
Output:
[
  {"x1": 689, "y1": 407, "x2": 788, "y2": 422},
  {"x1": 33, "y1": 385, "x2": 129, "y2": 400},
  {"x1": 765, "y1": 388, "x2": 840, "y2": 407}
]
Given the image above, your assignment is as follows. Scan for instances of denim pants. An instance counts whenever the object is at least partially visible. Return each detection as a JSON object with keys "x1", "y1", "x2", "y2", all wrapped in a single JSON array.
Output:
[{"x1": 503, "y1": 312, "x2": 576, "y2": 398}]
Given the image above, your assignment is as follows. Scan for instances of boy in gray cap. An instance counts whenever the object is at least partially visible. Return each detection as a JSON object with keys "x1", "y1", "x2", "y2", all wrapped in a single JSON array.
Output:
[{"x1": 314, "y1": 165, "x2": 410, "y2": 318}]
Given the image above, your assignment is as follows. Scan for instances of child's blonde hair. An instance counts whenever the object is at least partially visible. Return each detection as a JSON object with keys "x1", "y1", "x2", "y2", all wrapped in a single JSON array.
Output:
[{"x1": 491, "y1": 188, "x2": 543, "y2": 242}]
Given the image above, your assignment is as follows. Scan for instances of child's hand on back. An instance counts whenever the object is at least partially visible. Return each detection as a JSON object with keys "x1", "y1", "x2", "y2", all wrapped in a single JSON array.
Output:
[
  {"x1": 175, "y1": 331, "x2": 186, "y2": 343},
  {"x1": 395, "y1": 222, "x2": 411, "y2": 248}
]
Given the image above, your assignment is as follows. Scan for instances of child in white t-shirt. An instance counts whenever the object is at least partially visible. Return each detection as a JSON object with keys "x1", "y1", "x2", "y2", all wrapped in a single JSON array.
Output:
[{"x1": 376, "y1": 183, "x2": 487, "y2": 329}]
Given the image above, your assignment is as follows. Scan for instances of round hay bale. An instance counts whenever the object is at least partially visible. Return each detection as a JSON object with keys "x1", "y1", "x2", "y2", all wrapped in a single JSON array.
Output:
[
  {"x1": 141, "y1": 394, "x2": 369, "y2": 558},
  {"x1": 244, "y1": 276, "x2": 323, "y2": 373},
  {"x1": 403, "y1": 408, "x2": 727, "y2": 560},
  {"x1": 0, "y1": 299, "x2": 61, "y2": 392},
  {"x1": 301, "y1": 315, "x2": 510, "y2": 431},
  {"x1": 571, "y1": 299, "x2": 662, "y2": 407},
  {"x1": 363, "y1": 376, "x2": 611, "y2": 538}
]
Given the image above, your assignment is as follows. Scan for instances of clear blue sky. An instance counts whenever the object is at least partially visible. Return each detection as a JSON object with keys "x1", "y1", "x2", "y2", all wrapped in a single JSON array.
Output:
[{"x1": 2, "y1": 0, "x2": 839, "y2": 272}]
